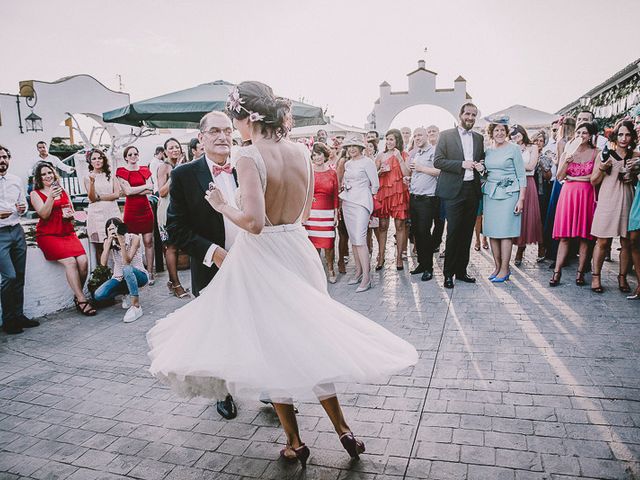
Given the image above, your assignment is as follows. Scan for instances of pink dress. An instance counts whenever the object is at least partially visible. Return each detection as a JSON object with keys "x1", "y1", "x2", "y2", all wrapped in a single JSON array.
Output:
[{"x1": 552, "y1": 151, "x2": 597, "y2": 240}]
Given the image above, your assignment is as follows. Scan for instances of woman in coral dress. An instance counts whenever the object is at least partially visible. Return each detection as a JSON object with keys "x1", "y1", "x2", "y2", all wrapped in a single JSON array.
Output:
[
  {"x1": 116, "y1": 146, "x2": 155, "y2": 284},
  {"x1": 374, "y1": 129, "x2": 410, "y2": 270},
  {"x1": 549, "y1": 123, "x2": 598, "y2": 287},
  {"x1": 590, "y1": 121, "x2": 638, "y2": 293},
  {"x1": 304, "y1": 143, "x2": 339, "y2": 283},
  {"x1": 30, "y1": 162, "x2": 94, "y2": 316}
]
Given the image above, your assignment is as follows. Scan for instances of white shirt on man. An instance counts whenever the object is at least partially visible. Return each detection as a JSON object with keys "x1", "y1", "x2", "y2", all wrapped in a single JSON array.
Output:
[
  {"x1": 457, "y1": 126, "x2": 475, "y2": 181},
  {"x1": 30, "y1": 154, "x2": 75, "y2": 176},
  {"x1": 0, "y1": 173, "x2": 27, "y2": 227},
  {"x1": 202, "y1": 155, "x2": 240, "y2": 267}
]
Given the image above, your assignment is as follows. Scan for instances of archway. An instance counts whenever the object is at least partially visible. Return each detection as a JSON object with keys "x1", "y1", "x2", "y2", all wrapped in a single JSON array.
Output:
[
  {"x1": 388, "y1": 104, "x2": 458, "y2": 133},
  {"x1": 366, "y1": 59, "x2": 470, "y2": 135}
]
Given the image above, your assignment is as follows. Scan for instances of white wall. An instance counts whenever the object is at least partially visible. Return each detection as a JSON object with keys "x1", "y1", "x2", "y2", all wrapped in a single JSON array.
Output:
[{"x1": 0, "y1": 75, "x2": 130, "y2": 182}]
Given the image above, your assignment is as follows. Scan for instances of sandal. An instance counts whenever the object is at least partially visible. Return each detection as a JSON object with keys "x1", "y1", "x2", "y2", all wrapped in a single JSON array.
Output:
[
  {"x1": 591, "y1": 273, "x2": 604, "y2": 293},
  {"x1": 575, "y1": 271, "x2": 586, "y2": 286},
  {"x1": 74, "y1": 298, "x2": 97, "y2": 316},
  {"x1": 617, "y1": 274, "x2": 631, "y2": 293},
  {"x1": 473, "y1": 242, "x2": 481, "y2": 251},
  {"x1": 627, "y1": 286, "x2": 640, "y2": 300},
  {"x1": 171, "y1": 283, "x2": 191, "y2": 299},
  {"x1": 549, "y1": 270, "x2": 561, "y2": 287}
]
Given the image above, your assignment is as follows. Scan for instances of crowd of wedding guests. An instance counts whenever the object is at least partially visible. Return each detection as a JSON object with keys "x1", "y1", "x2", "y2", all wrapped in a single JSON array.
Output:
[{"x1": 1, "y1": 105, "x2": 639, "y2": 335}]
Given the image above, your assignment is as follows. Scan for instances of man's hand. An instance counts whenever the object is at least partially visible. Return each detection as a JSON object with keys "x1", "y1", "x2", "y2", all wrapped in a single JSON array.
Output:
[
  {"x1": 462, "y1": 160, "x2": 474, "y2": 170},
  {"x1": 212, "y1": 247, "x2": 227, "y2": 268},
  {"x1": 16, "y1": 202, "x2": 27, "y2": 215}
]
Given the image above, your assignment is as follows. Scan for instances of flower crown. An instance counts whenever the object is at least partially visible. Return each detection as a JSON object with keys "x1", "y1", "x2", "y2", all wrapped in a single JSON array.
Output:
[{"x1": 226, "y1": 86, "x2": 265, "y2": 123}]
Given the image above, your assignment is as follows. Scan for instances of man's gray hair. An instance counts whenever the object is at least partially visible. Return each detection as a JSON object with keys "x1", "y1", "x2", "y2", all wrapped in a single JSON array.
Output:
[{"x1": 199, "y1": 111, "x2": 231, "y2": 132}]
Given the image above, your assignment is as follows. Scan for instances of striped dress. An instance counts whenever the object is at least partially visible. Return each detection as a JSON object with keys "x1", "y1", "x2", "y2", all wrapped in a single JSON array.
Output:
[{"x1": 304, "y1": 169, "x2": 339, "y2": 249}]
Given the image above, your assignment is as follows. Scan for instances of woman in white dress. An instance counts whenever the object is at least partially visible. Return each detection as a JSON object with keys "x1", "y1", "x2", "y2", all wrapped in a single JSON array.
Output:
[
  {"x1": 339, "y1": 134, "x2": 379, "y2": 292},
  {"x1": 147, "y1": 81, "x2": 418, "y2": 469}
]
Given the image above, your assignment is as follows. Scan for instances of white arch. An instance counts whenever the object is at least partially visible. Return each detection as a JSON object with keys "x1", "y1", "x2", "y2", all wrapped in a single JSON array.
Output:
[{"x1": 367, "y1": 59, "x2": 471, "y2": 134}]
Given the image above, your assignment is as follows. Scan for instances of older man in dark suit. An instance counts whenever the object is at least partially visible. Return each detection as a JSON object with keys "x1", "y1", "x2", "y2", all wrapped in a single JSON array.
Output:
[
  {"x1": 434, "y1": 103, "x2": 485, "y2": 289},
  {"x1": 166, "y1": 111, "x2": 239, "y2": 419}
]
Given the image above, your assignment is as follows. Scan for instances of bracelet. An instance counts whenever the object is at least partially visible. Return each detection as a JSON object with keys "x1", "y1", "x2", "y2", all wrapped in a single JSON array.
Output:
[
  {"x1": 96, "y1": 193, "x2": 101, "y2": 201},
  {"x1": 598, "y1": 167, "x2": 607, "y2": 172}
]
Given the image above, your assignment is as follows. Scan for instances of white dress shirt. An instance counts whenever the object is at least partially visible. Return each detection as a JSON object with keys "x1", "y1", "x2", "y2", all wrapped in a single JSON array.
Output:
[
  {"x1": 203, "y1": 156, "x2": 240, "y2": 267},
  {"x1": 458, "y1": 126, "x2": 475, "y2": 181},
  {"x1": 0, "y1": 173, "x2": 27, "y2": 227},
  {"x1": 30, "y1": 154, "x2": 75, "y2": 176}
]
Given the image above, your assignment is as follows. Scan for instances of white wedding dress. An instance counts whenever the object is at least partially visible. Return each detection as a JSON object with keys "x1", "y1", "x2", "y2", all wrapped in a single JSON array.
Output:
[{"x1": 147, "y1": 144, "x2": 418, "y2": 404}]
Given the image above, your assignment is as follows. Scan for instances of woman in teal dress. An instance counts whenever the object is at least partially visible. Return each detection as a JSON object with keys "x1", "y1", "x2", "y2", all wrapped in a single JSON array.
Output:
[
  {"x1": 482, "y1": 120, "x2": 526, "y2": 282},
  {"x1": 628, "y1": 157, "x2": 640, "y2": 299}
]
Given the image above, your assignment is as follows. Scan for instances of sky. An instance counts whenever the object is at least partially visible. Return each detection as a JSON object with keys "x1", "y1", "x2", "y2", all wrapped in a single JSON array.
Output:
[{"x1": 2, "y1": 0, "x2": 639, "y2": 130}]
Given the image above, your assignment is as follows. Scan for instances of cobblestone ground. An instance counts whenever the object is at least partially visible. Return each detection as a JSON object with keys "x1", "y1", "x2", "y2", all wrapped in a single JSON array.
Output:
[{"x1": 1, "y1": 246, "x2": 639, "y2": 480}]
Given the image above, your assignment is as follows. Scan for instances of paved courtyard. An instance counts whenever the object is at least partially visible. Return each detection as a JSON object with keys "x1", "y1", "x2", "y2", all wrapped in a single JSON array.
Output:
[{"x1": 1, "y1": 247, "x2": 639, "y2": 480}]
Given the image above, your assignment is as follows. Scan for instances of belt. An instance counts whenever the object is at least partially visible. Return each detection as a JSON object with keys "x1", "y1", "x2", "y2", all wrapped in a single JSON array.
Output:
[
  {"x1": 410, "y1": 193, "x2": 436, "y2": 199},
  {"x1": 0, "y1": 223, "x2": 20, "y2": 231}
]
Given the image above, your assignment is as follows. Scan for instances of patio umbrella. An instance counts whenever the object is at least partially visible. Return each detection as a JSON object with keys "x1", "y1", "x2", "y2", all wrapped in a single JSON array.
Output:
[{"x1": 103, "y1": 80, "x2": 326, "y2": 129}]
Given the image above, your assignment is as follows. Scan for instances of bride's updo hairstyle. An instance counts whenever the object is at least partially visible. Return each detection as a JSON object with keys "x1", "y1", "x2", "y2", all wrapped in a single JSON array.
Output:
[{"x1": 226, "y1": 81, "x2": 292, "y2": 141}]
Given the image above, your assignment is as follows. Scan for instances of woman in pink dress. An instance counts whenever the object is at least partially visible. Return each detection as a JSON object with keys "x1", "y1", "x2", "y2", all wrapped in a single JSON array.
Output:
[
  {"x1": 549, "y1": 123, "x2": 598, "y2": 286},
  {"x1": 304, "y1": 143, "x2": 339, "y2": 283},
  {"x1": 512, "y1": 125, "x2": 543, "y2": 266}
]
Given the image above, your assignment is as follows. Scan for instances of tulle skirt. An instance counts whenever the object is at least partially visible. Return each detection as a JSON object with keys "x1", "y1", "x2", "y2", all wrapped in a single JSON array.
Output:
[
  {"x1": 515, "y1": 176, "x2": 543, "y2": 246},
  {"x1": 147, "y1": 223, "x2": 418, "y2": 404}
]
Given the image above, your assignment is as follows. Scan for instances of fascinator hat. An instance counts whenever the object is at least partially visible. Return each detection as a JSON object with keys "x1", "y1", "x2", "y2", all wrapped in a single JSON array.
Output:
[{"x1": 484, "y1": 114, "x2": 510, "y2": 125}]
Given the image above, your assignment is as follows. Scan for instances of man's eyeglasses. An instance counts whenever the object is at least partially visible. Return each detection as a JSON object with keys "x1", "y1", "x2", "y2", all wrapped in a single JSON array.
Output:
[{"x1": 201, "y1": 127, "x2": 233, "y2": 136}]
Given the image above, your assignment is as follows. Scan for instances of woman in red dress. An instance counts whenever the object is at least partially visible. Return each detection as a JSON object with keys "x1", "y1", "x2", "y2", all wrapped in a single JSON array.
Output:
[
  {"x1": 30, "y1": 162, "x2": 95, "y2": 316},
  {"x1": 116, "y1": 146, "x2": 155, "y2": 284},
  {"x1": 304, "y1": 143, "x2": 339, "y2": 283},
  {"x1": 374, "y1": 129, "x2": 410, "y2": 270}
]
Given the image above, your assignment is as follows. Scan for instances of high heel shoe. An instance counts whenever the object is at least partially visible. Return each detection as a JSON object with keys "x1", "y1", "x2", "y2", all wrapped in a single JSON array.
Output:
[
  {"x1": 627, "y1": 286, "x2": 640, "y2": 300},
  {"x1": 491, "y1": 271, "x2": 511, "y2": 283},
  {"x1": 591, "y1": 273, "x2": 604, "y2": 293},
  {"x1": 340, "y1": 432, "x2": 366, "y2": 460},
  {"x1": 347, "y1": 274, "x2": 363, "y2": 285},
  {"x1": 356, "y1": 281, "x2": 371, "y2": 293},
  {"x1": 375, "y1": 260, "x2": 385, "y2": 271},
  {"x1": 575, "y1": 271, "x2": 586, "y2": 286},
  {"x1": 280, "y1": 443, "x2": 310, "y2": 469},
  {"x1": 617, "y1": 274, "x2": 631, "y2": 293},
  {"x1": 549, "y1": 270, "x2": 561, "y2": 287}
]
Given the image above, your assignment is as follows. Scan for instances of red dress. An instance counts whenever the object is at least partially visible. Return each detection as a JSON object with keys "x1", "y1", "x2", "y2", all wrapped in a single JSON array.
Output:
[
  {"x1": 374, "y1": 152, "x2": 410, "y2": 219},
  {"x1": 304, "y1": 169, "x2": 339, "y2": 249},
  {"x1": 35, "y1": 190, "x2": 86, "y2": 261},
  {"x1": 116, "y1": 167, "x2": 154, "y2": 234}
]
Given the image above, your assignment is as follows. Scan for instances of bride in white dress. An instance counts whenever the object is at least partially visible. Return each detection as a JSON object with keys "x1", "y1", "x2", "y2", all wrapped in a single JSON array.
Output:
[{"x1": 147, "y1": 81, "x2": 418, "y2": 468}]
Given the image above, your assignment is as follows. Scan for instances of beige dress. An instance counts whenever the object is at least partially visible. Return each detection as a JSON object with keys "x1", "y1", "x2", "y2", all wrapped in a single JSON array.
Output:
[
  {"x1": 591, "y1": 155, "x2": 635, "y2": 238},
  {"x1": 87, "y1": 173, "x2": 121, "y2": 243}
]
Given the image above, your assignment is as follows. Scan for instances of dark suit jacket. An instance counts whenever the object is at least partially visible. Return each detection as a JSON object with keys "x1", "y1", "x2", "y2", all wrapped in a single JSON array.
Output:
[
  {"x1": 433, "y1": 128, "x2": 485, "y2": 199},
  {"x1": 166, "y1": 155, "x2": 237, "y2": 292}
]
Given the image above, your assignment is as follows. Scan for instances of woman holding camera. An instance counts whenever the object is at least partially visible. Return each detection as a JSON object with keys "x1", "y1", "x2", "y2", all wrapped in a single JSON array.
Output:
[
  {"x1": 93, "y1": 218, "x2": 149, "y2": 323},
  {"x1": 590, "y1": 121, "x2": 638, "y2": 293},
  {"x1": 30, "y1": 162, "x2": 95, "y2": 316}
]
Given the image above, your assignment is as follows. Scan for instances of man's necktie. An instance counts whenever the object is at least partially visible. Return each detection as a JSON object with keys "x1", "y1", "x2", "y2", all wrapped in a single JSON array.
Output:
[{"x1": 213, "y1": 163, "x2": 233, "y2": 176}]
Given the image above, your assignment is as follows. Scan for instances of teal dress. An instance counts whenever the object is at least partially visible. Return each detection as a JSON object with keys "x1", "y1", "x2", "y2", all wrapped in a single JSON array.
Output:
[
  {"x1": 629, "y1": 181, "x2": 640, "y2": 232},
  {"x1": 482, "y1": 143, "x2": 526, "y2": 238}
]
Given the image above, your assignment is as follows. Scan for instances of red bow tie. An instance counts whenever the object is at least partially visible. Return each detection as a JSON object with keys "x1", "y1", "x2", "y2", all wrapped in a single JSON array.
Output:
[{"x1": 212, "y1": 163, "x2": 233, "y2": 176}]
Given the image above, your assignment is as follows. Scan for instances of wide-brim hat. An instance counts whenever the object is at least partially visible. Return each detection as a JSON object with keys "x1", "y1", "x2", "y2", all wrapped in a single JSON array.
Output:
[{"x1": 342, "y1": 134, "x2": 366, "y2": 149}]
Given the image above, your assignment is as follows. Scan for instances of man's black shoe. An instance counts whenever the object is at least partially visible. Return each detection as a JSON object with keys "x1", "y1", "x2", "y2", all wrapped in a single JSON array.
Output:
[
  {"x1": 444, "y1": 276, "x2": 454, "y2": 289},
  {"x1": 217, "y1": 394, "x2": 237, "y2": 420},
  {"x1": 421, "y1": 271, "x2": 433, "y2": 282},
  {"x1": 2, "y1": 322, "x2": 23, "y2": 335},
  {"x1": 456, "y1": 274, "x2": 476, "y2": 283},
  {"x1": 410, "y1": 265, "x2": 426, "y2": 275},
  {"x1": 18, "y1": 316, "x2": 40, "y2": 328}
]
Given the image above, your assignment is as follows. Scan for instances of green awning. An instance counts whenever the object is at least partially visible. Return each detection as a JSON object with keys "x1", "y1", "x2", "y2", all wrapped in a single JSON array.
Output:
[{"x1": 103, "y1": 80, "x2": 326, "y2": 129}]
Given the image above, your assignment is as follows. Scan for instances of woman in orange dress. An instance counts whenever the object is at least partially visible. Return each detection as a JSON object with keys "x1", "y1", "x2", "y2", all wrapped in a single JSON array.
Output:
[{"x1": 374, "y1": 129, "x2": 410, "y2": 270}]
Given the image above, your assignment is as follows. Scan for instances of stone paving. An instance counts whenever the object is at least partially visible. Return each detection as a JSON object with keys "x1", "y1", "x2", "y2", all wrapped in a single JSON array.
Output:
[{"x1": 1, "y1": 246, "x2": 639, "y2": 480}]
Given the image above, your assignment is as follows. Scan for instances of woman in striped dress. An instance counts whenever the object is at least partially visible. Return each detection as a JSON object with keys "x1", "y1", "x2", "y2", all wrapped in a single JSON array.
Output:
[{"x1": 304, "y1": 143, "x2": 339, "y2": 283}]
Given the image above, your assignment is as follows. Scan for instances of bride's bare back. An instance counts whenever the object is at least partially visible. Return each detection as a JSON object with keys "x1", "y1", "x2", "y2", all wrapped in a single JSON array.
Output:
[{"x1": 245, "y1": 139, "x2": 312, "y2": 226}]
